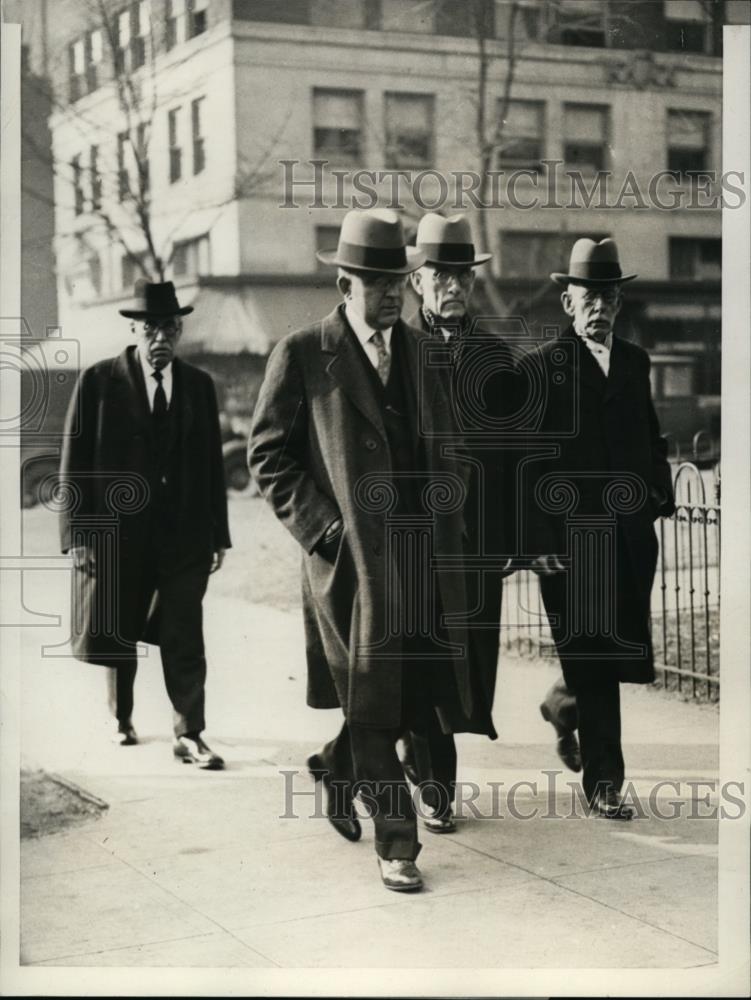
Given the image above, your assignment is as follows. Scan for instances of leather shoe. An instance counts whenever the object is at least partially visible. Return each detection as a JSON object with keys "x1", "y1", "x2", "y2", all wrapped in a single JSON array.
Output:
[
  {"x1": 377, "y1": 858, "x2": 423, "y2": 892},
  {"x1": 422, "y1": 806, "x2": 456, "y2": 834},
  {"x1": 401, "y1": 761, "x2": 420, "y2": 787},
  {"x1": 173, "y1": 734, "x2": 224, "y2": 770},
  {"x1": 540, "y1": 703, "x2": 582, "y2": 772},
  {"x1": 307, "y1": 753, "x2": 361, "y2": 842},
  {"x1": 112, "y1": 721, "x2": 138, "y2": 746},
  {"x1": 591, "y1": 788, "x2": 635, "y2": 821}
]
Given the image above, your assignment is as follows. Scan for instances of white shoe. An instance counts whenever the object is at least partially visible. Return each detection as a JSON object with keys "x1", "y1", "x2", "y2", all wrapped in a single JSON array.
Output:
[{"x1": 377, "y1": 857, "x2": 423, "y2": 892}]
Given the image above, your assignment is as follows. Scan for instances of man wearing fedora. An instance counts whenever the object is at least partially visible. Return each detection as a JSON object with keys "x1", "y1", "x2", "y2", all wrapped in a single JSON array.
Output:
[
  {"x1": 59, "y1": 280, "x2": 230, "y2": 769},
  {"x1": 249, "y1": 209, "x2": 473, "y2": 891},
  {"x1": 523, "y1": 238, "x2": 674, "y2": 818},
  {"x1": 400, "y1": 212, "x2": 518, "y2": 829}
]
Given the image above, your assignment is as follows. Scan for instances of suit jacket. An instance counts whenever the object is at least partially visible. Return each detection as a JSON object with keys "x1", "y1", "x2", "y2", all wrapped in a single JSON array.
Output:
[
  {"x1": 522, "y1": 325, "x2": 675, "y2": 687},
  {"x1": 248, "y1": 304, "x2": 473, "y2": 730},
  {"x1": 59, "y1": 345, "x2": 230, "y2": 664}
]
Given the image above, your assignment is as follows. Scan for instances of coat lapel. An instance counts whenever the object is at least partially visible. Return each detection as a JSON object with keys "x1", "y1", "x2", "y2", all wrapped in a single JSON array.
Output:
[
  {"x1": 561, "y1": 326, "x2": 607, "y2": 395},
  {"x1": 603, "y1": 335, "x2": 632, "y2": 402},
  {"x1": 115, "y1": 346, "x2": 153, "y2": 433},
  {"x1": 173, "y1": 358, "x2": 194, "y2": 445},
  {"x1": 321, "y1": 305, "x2": 387, "y2": 441}
]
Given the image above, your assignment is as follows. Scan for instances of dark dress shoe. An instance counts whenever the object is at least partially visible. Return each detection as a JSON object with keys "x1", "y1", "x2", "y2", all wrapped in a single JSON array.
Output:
[
  {"x1": 307, "y1": 753, "x2": 361, "y2": 842},
  {"x1": 377, "y1": 858, "x2": 423, "y2": 892},
  {"x1": 540, "y1": 703, "x2": 582, "y2": 772},
  {"x1": 112, "y1": 721, "x2": 138, "y2": 746},
  {"x1": 173, "y1": 734, "x2": 224, "y2": 770},
  {"x1": 591, "y1": 789, "x2": 635, "y2": 821}
]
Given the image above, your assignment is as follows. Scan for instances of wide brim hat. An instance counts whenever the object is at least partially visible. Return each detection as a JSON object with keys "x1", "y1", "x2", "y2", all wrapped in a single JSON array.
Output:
[
  {"x1": 316, "y1": 208, "x2": 426, "y2": 274},
  {"x1": 119, "y1": 279, "x2": 194, "y2": 319},
  {"x1": 416, "y1": 212, "x2": 492, "y2": 267},
  {"x1": 551, "y1": 237, "x2": 637, "y2": 286}
]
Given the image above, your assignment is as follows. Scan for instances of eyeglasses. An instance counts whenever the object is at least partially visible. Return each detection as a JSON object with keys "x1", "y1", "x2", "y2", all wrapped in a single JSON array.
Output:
[
  {"x1": 580, "y1": 289, "x2": 620, "y2": 306},
  {"x1": 430, "y1": 267, "x2": 474, "y2": 286},
  {"x1": 142, "y1": 318, "x2": 182, "y2": 339}
]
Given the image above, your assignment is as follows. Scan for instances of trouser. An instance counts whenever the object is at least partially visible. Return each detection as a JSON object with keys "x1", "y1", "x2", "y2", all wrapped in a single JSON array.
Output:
[
  {"x1": 541, "y1": 675, "x2": 579, "y2": 733},
  {"x1": 574, "y1": 680, "x2": 624, "y2": 804},
  {"x1": 399, "y1": 723, "x2": 457, "y2": 817},
  {"x1": 107, "y1": 561, "x2": 210, "y2": 737}
]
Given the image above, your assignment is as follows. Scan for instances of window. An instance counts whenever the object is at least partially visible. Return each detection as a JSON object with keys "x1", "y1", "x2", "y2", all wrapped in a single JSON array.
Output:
[
  {"x1": 89, "y1": 254, "x2": 103, "y2": 296},
  {"x1": 117, "y1": 132, "x2": 129, "y2": 201},
  {"x1": 68, "y1": 39, "x2": 85, "y2": 101},
  {"x1": 136, "y1": 122, "x2": 150, "y2": 195},
  {"x1": 500, "y1": 230, "x2": 609, "y2": 279},
  {"x1": 313, "y1": 88, "x2": 363, "y2": 165},
  {"x1": 667, "y1": 109, "x2": 711, "y2": 178},
  {"x1": 554, "y1": 0, "x2": 607, "y2": 47},
  {"x1": 171, "y1": 235, "x2": 211, "y2": 277},
  {"x1": 116, "y1": 2, "x2": 148, "y2": 71},
  {"x1": 381, "y1": 0, "x2": 433, "y2": 33},
  {"x1": 168, "y1": 107, "x2": 182, "y2": 182},
  {"x1": 166, "y1": 0, "x2": 182, "y2": 47},
  {"x1": 497, "y1": 99, "x2": 544, "y2": 170},
  {"x1": 121, "y1": 253, "x2": 147, "y2": 290},
  {"x1": 435, "y1": 0, "x2": 492, "y2": 37},
  {"x1": 311, "y1": 0, "x2": 370, "y2": 28},
  {"x1": 663, "y1": 0, "x2": 711, "y2": 54},
  {"x1": 191, "y1": 97, "x2": 206, "y2": 174},
  {"x1": 72, "y1": 155, "x2": 85, "y2": 216},
  {"x1": 564, "y1": 103, "x2": 609, "y2": 173},
  {"x1": 89, "y1": 145, "x2": 102, "y2": 210},
  {"x1": 315, "y1": 225, "x2": 340, "y2": 271},
  {"x1": 232, "y1": 0, "x2": 311, "y2": 23},
  {"x1": 188, "y1": 0, "x2": 208, "y2": 38},
  {"x1": 166, "y1": 0, "x2": 208, "y2": 48},
  {"x1": 669, "y1": 237, "x2": 721, "y2": 281},
  {"x1": 384, "y1": 92, "x2": 434, "y2": 168}
]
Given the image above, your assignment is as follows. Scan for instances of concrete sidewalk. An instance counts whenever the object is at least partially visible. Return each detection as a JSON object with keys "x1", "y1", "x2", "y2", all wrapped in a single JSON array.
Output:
[{"x1": 20, "y1": 584, "x2": 720, "y2": 970}]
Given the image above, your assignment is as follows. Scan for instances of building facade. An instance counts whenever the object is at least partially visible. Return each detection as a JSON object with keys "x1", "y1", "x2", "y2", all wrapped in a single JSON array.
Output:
[{"x1": 29, "y1": 0, "x2": 746, "y2": 446}]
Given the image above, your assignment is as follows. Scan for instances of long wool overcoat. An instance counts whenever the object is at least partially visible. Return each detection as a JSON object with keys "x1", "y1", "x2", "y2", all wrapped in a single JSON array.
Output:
[
  {"x1": 522, "y1": 325, "x2": 675, "y2": 690},
  {"x1": 59, "y1": 346, "x2": 231, "y2": 664},
  {"x1": 248, "y1": 305, "x2": 474, "y2": 731}
]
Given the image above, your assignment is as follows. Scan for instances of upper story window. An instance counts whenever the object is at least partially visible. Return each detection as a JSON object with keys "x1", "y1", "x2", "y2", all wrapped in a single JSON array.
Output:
[
  {"x1": 663, "y1": 0, "x2": 712, "y2": 54},
  {"x1": 89, "y1": 145, "x2": 102, "y2": 210},
  {"x1": 232, "y1": 0, "x2": 311, "y2": 24},
  {"x1": 166, "y1": 0, "x2": 209, "y2": 50},
  {"x1": 168, "y1": 107, "x2": 182, "y2": 182},
  {"x1": 311, "y1": 0, "x2": 375, "y2": 29},
  {"x1": 115, "y1": 1, "x2": 149, "y2": 73},
  {"x1": 313, "y1": 88, "x2": 364, "y2": 165},
  {"x1": 68, "y1": 28, "x2": 103, "y2": 102},
  {"x1": 499, "y1": 230, "x2": 564, "y2": 279},
  {"x1": 667, "y1": 109, "x2": 711, "y2": 178},
  {"x1": 563, "y1": 103, "x2": 609, "y2": 174},
  {"x1": 497, "y1": 99, "x2": 545, "y2": 171},
  {"x1": 118, "y1": 126, "x2": 150, "y2": 201},
  {"x1": 72, "y1": 155, "x2": 85, "y2": 216},
  {"x1": 384, "y1": 92, "x2": 434, "y2": 169},
  {"x1": 171, "y1": 234, "x2": 211, "y2": 277},
  {"x1": 669, "y1": 237, "x2": 721, "y2": 281},
  {"x1": 191, "y1": 97, "x2": 206, "y2": 174},
  {"x1": 381, "y1": 0, "x2": 433, "y2": 33},
  {"x1": 554, "y1": 0, "x2": 607, "y2": 47}
]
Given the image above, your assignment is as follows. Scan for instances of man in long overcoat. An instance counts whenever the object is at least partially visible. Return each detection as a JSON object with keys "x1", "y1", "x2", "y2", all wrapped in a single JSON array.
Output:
[
  {"x1": 524, "y1": 238, "x2": 674, "y2": 818},
  {"x1": 248, "y1": 209, "x2": 473, "y2": 891},
  {"x1": 402, "y1": 212, "x2": 515, "y2": 830},
  {"x1": 59, "y1": 280, "x2": 230, "y2": 769}
]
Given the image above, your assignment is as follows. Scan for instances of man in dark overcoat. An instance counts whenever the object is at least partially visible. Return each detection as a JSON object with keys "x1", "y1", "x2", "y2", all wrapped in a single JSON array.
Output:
[
  {"x1": 248, "y1": 209, "x2": 473, "y2": 892},
  {"x1": 523, "y1": 238, "x2": 675, "y2": 819},
  {"x1": 402, "y1": 212, "x2": 516, "y2": 831},
  {"x1": 59, "y1": 280, "x2": 230, "y2": 769}
]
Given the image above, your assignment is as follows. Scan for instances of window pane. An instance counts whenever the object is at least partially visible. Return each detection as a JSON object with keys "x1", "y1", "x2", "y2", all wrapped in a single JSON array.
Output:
[
  {"x1": 119, "y1": 10, "x2": 131, "y2": 45},
  {"x1": 381, "y1": 0, "x2": 433, "y2": 33},
  {"x1": 385, "y1": 92, "x2": 433, "y2": 167},
  {"x1": 662, "y1": 364, "x2": 694, "y2": 397},
  {"x1": 664, "y1": 0, "x2": 709, "y2": 22},
  {"x1": 233, "y1": 0, "x2": 311, "y2": 24},
  {"x1": 313, "y1": 88, "x2": 362, "y2": 129},
  {"x1": 500, "y1": 231, "x2": 566, "y2": 278},
  {"x1": 90, "y1": 30, "x2": 103, "y2": 63},
  {"x1": 564, "y1": 104, "x2": 606, "y2": 141},
  {"x1": 139, "y1": 0, "x2": 150, "y2": 34},
  {"x1": 73, "y1": 40, "x2": 85, "y2": 74},
  {"x1": 311, "y1": 0, "x2": 367, "y2": 28},
  {"x1": 668, "y1": 110, "x2": 709, "y2": 149}
]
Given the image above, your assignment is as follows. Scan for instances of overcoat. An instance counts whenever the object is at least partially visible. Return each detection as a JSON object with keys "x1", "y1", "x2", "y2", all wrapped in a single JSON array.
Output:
[
  {"x1": 409, "y1": 309, "x2": 519, "y2": 737},
  {"x1": 522, "y1": 326, "x2": 675, "y2": 690},
  {"x1": 248, "y1": 305, "x2": 474, "y2": 730},
  {"x1": 59, "y1": 345, "x2": 231, "y2": 664}
]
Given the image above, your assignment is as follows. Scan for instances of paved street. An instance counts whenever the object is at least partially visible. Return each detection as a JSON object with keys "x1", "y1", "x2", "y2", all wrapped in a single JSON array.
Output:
[{"x1": 18, "y1": 497, "x2": 721, "y2": 970}]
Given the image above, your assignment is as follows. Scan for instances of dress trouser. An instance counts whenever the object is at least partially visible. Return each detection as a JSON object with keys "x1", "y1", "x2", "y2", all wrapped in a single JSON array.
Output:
[
  {"x1": 107, "y1": 558, "x2": 210, "y2": 737},
  {"x1": 574, "y1": 679, "x2": 624, "y2": 804}
]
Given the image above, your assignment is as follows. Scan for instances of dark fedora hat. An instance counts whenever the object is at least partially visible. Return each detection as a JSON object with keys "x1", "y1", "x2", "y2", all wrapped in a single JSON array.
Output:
[
  {"x1": 119, "y1": 279, "x2": 194, "y2": 319},
  {"x1": 551, "y1": 237, "x2": 637, "y2": 286},
  {"x1": 316, "y1": 209, "x2": 426, "y2": 274},
  {"x1": 416, "y1": 212, "x2": 492, "y2": 267}
]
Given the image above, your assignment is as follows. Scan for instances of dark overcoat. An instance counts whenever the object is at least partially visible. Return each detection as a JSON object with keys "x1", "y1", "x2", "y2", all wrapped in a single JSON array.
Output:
[
  {"x1": 521, "y1": 326, "x2": 675, "y2": 690},
  {"x1": 248, "y1": 305, "x2": 474, "y2": 731},
  {"x1": 59, "y1": 346, "x2": 231, "y2": 664},
  {"x1": 409, "y1": 309, "x2": 520, "y2": 737}
]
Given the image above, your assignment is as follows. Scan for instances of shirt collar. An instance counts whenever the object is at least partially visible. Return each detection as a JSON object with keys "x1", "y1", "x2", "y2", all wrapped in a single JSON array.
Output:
[
  {"x1": 344, "y1": 302, "x2": 392, "y2": 351},
  {"x1": 574, "y1": 326, "x2": 613, "y2": 352}
]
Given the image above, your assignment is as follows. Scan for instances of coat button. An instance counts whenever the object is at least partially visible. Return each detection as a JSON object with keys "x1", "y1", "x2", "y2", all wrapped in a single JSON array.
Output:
[
  {"x1": 161, "y1": 475, "x2": 167, "y2": 485},
  {"x1": 365, "y1": 438, "x2": 377, "y2": 451}
]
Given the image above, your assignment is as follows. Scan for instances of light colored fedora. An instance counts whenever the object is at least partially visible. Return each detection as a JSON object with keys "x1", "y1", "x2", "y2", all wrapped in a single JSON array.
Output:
[
  {"x1": 551, "y1": 237, "x2": 637, "y2": 286},
  {"x1": 416, "y1": 213, "x2": 492, "y2": 267},
  {"x1": 315, "y1": 209, "x2": 426, "y2": 274}
]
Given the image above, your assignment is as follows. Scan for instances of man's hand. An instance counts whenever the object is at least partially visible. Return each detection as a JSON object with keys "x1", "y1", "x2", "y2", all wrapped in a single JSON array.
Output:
[
  {"x1": 70, "y1": 546, "x2": 96, "y2": 574},
  {"x1": 210, "y1": 548, "x2": 227, "y2": 574},
  {"x1": 531, "y1": 554, "x2": 566, "y2": 576}
]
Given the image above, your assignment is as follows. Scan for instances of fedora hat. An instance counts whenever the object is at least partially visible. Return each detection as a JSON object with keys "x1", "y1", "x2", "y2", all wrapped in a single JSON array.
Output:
[
  {"x1": 551, "y1": 238, "x2": 637, "y2": 286},
  {"x1": 119, "y1": 279, "x2": 194, "y2": 319},
  {"x1": 316, "y1": 209, "x2": 426, "y2": 274},
  {"x1": 416, "y1": 213, "x2": 492, "y2": 267}
]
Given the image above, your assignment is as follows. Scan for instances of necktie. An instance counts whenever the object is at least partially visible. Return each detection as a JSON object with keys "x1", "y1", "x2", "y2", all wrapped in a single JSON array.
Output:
[
  {"x1": 370, "y1": 330, "x2": 390, "y2": 386},
  {"x1": 152, "y1": 369, "x2": 167, "y2": 420}
]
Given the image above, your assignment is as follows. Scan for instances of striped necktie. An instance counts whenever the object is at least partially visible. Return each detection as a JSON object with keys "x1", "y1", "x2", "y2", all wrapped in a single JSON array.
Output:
[{"x1": 370, "y1": 330, "x2": 390, "y2": 386}]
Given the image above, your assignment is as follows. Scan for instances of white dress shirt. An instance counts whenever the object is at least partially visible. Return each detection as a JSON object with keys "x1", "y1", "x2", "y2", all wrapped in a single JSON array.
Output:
[
  {"x1": 576, "y1": 329, "x2": 613, "y2": 377},
  {"x1": 137, "y1": 348, "x2": 174, "y2": 410},
  {"x1": 345, "y1": 302, "x2": 393, "y2": 368}
]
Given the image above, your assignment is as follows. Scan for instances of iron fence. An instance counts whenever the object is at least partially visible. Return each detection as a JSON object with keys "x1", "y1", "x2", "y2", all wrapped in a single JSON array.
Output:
[{"x1": 500, "y1": 461, "x2": 721, "y2": 701}]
